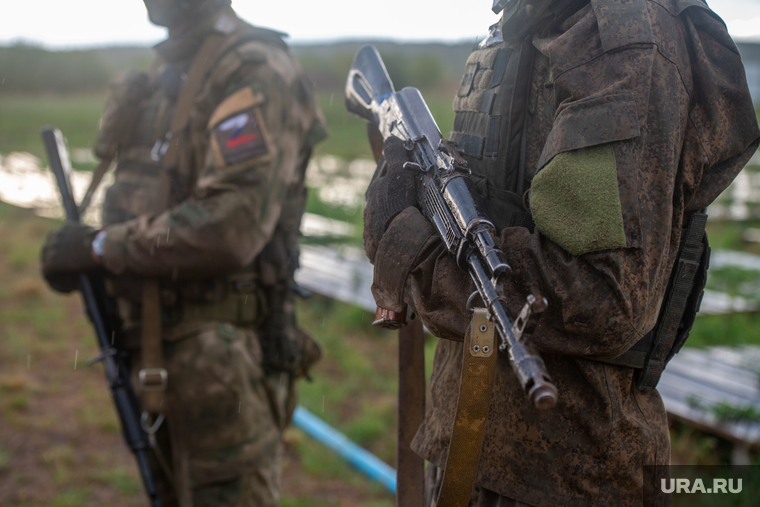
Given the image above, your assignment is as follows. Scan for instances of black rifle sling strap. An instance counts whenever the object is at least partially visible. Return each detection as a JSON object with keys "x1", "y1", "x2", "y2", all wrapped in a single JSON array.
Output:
[
  {"x1": 600, "y1": 211, "x2": 709, "y2": 390},
  {"x1": 397, "y1": 315, "x2": 426, "y2": 507},
  {"x1": 140, "y1": 32, "x2": 229, "y2": 414},
  {"x1": 636, "y1": 211, "x2": 708, "y2": 390},
  {"x1": 435, "y1": 309, "x2": 498, "y2": 507}
]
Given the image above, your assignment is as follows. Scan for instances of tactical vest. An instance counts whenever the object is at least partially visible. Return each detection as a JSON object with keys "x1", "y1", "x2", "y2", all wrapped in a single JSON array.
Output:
[
  {"x1": 452, "y1": 0, "x2": 709, "y2": 388},
  {"x1": 450, "y1": 22, "x2": 538, "y2": 233},
  {"x1": 99, "y1": 22, "x2": 318, "y2": 374}
]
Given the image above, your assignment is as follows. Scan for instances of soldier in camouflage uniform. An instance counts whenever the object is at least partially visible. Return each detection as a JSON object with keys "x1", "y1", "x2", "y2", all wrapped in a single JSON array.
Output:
[
  {"x1": 364, "y1": 0, "x2": 759, "y2": 505},
  {"x1": 41, "y1": 0, "x2": 326, "y2": 505}
]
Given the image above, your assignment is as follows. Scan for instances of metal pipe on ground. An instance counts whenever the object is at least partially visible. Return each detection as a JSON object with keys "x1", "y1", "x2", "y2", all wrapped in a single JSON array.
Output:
[{"x1": 292, "y1": 405, "x2": 398, "y2": 494}]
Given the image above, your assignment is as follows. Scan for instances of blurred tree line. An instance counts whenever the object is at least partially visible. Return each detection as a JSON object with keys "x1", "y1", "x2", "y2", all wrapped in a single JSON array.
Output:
[
  {"x1": 293, "y1": 40, "x2": 473, "y2": 92},
  {"x1": 0, "y1": 43, "x2": 153, "y2": 94},
  {"x1": 0, "y1": 40, "x2": 472, "y2": 95}
]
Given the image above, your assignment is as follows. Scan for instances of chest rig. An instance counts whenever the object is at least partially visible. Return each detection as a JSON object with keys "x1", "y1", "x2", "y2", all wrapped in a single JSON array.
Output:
[
  {"x1": 101, "y1": 69, "x2": 178, "y2": 227},
  {"x1": 452, "y1": 0, "x2": 586, "y2": 234},
  {"x1": 451, "y1": 26, "x2": 537, "y2": 233}
]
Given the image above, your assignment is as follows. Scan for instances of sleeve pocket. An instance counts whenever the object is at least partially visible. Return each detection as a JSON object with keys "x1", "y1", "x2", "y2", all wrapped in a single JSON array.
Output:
[{"x1": 537, "y1": 92, "x2": 640, "y2": 169}]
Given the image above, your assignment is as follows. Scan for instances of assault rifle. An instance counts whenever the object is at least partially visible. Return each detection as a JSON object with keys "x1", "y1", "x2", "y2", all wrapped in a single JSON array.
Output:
[
  {"x1": 346, "y1": 46, "x2": 558, "y2": 409},
  {"x1": 41, "y1": 127, "x2": 162, "y2": 507}
]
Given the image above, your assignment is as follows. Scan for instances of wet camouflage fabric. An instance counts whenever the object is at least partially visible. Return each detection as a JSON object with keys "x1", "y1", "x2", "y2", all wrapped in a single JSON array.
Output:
[
  {"x1": 130, "y1": 322, "x2": 294, "y2": 506},
  {"x1": 100, "y1": 16, "x2": 325, "y2": 280},
  {"x1": 94, "y1": 7, "x2": 325, "y2": 506},
  {"x1": 370, "y1": 0, "x2": 760, "y2": 505},
  {"x1": 425, "y1": 465, "x2": 531, "y2": 507}
]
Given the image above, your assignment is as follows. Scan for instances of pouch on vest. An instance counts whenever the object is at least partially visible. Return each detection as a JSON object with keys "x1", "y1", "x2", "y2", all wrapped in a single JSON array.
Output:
[{"x1": 602, "y1": 211, "x2": 710, "y2": 390}]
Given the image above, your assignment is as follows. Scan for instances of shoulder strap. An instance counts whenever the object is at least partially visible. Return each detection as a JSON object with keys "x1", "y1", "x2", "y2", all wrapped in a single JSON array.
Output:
[
  {"x1": 154, "y1": 31, "x2": 229, "y2": 213},
  {"x1": 435, "y1": 309, "x2": 498, "y2": 507},
  {"x1": 141, "y1": 32, "x2": 229, "y2": 416}
]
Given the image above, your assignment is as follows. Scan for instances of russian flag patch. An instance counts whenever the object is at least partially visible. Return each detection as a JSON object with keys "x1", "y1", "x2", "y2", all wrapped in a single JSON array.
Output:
[{"x1": 213, "y1": 107, "x2": 270, "y2": 165}]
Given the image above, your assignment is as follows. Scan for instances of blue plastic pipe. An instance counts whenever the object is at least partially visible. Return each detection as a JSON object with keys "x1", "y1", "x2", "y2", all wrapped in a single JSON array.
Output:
[{"x1": 292, "y1": 405, "x2": 397, "y2": 493}]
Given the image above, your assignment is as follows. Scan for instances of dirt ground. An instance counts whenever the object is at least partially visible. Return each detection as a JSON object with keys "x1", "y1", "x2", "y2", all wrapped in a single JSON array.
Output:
[{"x1": 0, "y1": 203, "x2": 394, "y2": 507}]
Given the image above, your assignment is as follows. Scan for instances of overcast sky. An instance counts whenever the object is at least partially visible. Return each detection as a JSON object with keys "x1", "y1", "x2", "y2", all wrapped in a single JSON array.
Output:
[{"x1": 1, "y1": 0, "x2": 759, "y2": 49}]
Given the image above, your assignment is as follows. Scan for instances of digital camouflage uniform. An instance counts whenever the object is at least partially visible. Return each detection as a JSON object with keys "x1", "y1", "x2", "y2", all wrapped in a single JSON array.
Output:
[
  {"x1": 369, "y1": 0, "x2": 759, "y2": 505},
  {"x1": 93, "y1": 6, "x2": 326, "y2": 506}
]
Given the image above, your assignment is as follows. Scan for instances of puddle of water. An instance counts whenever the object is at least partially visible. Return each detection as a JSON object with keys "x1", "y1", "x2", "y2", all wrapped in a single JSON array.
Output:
[
  {"x1": 306, "y1": 155, "x2": 375, "y2": 209},
  {"x1": 5, "y1": 148, "x2": 759, "y2": 231},
  {"x1": 0, "y1": 151, "x2": 111, "y2": 226}
]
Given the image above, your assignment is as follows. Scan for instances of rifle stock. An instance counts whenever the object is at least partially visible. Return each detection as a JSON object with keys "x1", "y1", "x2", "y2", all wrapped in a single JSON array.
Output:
[
  {"x1": 346, "y1": 46, "x2": 558, "y2": 410},
  {"x1": 40, "y1": 126, "x2": 163, "y2": 507}
]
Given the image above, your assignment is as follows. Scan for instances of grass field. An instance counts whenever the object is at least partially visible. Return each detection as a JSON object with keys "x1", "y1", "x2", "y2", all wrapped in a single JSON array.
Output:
[
  {"x1": 0, "y1": 86, "x2": 458, "y2": 168},
  {"x1": 0, "y1": 94, "x2": 105, "y2": 166}
]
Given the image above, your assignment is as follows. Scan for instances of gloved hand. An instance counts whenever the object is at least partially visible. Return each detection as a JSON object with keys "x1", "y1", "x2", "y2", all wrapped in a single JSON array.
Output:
[
  {"x1": 363, "y1": 136, "x2": 419, "y2": 263},
  {"x1": 40, "y1": 224, "x2": 100, "y2": 293}
]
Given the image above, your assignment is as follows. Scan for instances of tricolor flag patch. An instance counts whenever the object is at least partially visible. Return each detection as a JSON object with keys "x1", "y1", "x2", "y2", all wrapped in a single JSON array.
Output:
[{"x1": 213, "y1": 107, "x2": 270, "y2": 165}]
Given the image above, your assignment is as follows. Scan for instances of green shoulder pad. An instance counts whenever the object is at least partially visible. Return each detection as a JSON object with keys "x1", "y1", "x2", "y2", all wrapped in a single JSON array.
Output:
[{"x1": 529, "y1": 144, "x2": 626, "y2": 256}]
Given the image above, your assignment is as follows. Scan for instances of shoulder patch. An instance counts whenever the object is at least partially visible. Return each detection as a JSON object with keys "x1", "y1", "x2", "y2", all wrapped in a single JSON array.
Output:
[
  {"x1": 208, "y1": 87, "x2": 272, "y2": 166},
  {"x1": 591, "y1": 0, "x2": 654, "y2": 52},
  {"x1": 530, "y1": 144, "x2": 627, "y2": 256}
]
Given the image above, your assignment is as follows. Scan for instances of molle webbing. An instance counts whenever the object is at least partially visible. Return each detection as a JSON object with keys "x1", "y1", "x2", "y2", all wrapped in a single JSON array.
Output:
[
  {"x1": 180, "y1": 288, "x2": 266, "y2": 326},
  {"x1": 450, "y1": 36, "x2": 537, "y2": 231}
]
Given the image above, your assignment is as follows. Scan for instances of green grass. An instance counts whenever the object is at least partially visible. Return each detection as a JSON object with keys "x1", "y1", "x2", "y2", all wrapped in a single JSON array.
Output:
[
  {"x1": 687, "y1": 312, "x2": 760, "y2": 348},
  {"x1": 51, "y1": 488, "x2": 92, "y2": 507},
  {"x1": 0, "y1": 93, "x2": 104, "y2": 166},
  {"x1": 313, "y1": 87, "x2": 457, "y2": 161},
  {"x1": 0, "y1": 446, "x2": 9, "y2": 471},
  {"x1": 94, "y1": 468, "x2": 141, "y2": 496},
  {"x1": 706, "y1": 220, "x2": 760, "y2": 251},
  {"x1": 282, "y1": 497, "x2": 330, "y2": 507},
  {"x1": 705, "y1": 265, "x2": 760, "y2": 302}
]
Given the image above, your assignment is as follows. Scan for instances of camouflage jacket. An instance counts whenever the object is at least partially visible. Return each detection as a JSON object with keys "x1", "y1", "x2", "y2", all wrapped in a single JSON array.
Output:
[
  {"x1": 370, "y1": 0, "x2": 759, "y2": 505},
  {"x1": 95, "y1": 9, "x2": 326, "y2": 307}
]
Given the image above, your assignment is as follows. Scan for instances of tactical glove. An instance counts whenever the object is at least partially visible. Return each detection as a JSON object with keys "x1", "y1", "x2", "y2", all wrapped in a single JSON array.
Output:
[
  {"x1": 40, "y1": 224, "x2": 100, "y2": 293},
  {"x1": 363, "y1": 136, "x2": 419, "y2": 263}
]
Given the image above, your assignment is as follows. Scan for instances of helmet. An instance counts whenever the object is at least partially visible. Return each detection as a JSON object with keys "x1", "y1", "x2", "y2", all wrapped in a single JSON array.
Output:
[{"x1": 143, "y1": 0, "x2": 230, "y2": 28}]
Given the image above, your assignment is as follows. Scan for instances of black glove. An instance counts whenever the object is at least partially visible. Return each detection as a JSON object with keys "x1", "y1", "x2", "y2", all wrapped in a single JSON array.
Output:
[
  {"x1": 363, "y1": 136, "x2": 419, "y2": 263},
  {"x1": 40, "y1": 224, "x2": 100, "y2": 293}
]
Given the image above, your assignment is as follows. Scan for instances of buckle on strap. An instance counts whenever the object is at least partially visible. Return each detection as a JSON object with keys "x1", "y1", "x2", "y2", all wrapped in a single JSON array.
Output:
[{"x1": 139, "y1": 368, "x2": 168, "y2": 391}]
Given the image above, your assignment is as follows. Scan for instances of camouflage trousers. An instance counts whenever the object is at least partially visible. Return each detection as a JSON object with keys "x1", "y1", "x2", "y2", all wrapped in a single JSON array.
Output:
[
  {"x1": 424, "y1": 465, "x2": 534, "y2": 507},
  {"x1": 129, "y1": 321, "x2": 295, "y2": 507}
]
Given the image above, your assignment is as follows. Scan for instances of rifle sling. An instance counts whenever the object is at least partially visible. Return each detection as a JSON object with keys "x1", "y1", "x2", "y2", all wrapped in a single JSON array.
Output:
[
  {"x1": 397, "y1": 316, "x2": 426, "y2": 507},
  {"x1": 78, "y1": 155, "x2": 113, "y2": 216},
  {"x1": 435, "y1": 309, "x2": 498, "y2": 507},
  {"x1": 598, "y1": 211, "x2": 708, "y2": 390},
  {"x1": 141, "y1": 32, "x2": 229, "y2": 414}
]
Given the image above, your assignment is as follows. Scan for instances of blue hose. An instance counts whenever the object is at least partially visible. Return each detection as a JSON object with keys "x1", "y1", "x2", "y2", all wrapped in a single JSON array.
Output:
[{"x1": 292, "y1": 405, "x2": 397, "y2": 494}]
